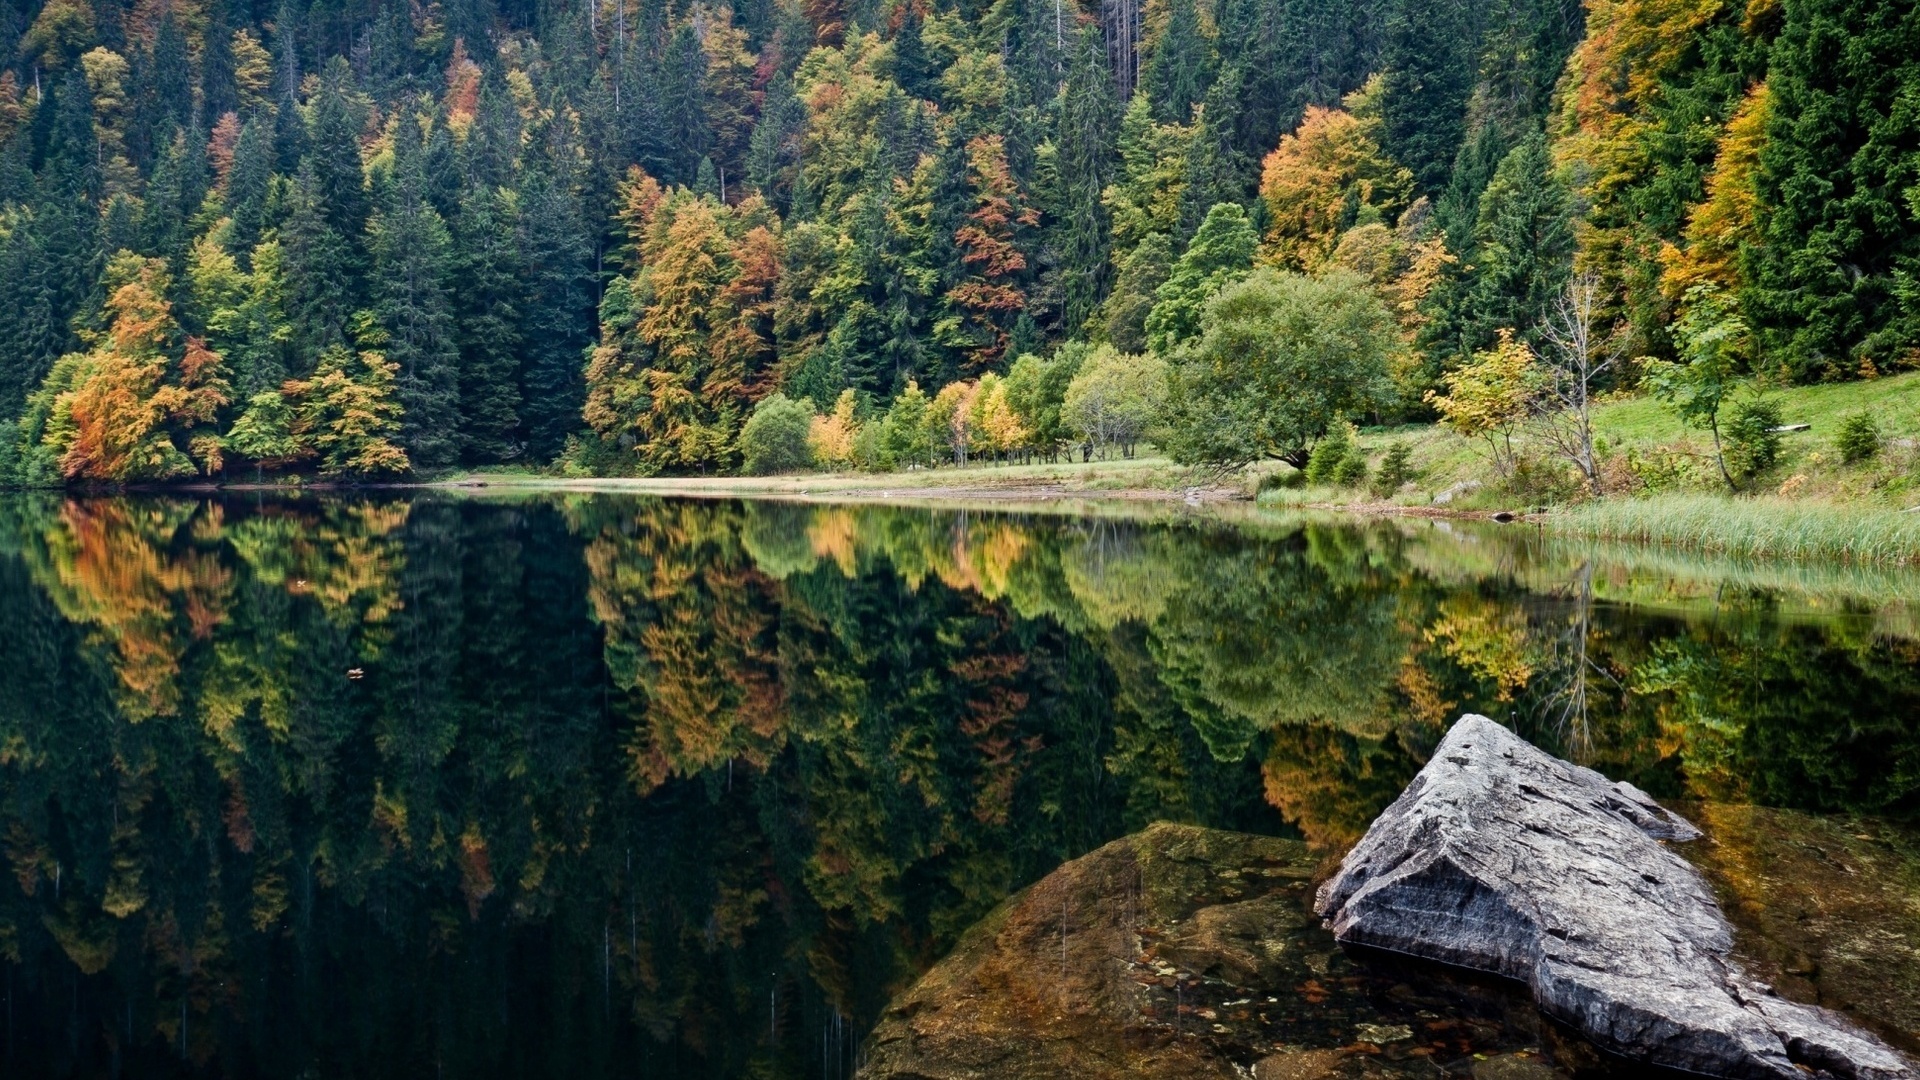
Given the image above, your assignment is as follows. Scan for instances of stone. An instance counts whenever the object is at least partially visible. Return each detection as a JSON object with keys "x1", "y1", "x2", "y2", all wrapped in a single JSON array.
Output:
[
  {"x1": 1253, "y1": 1048, "x2": 1347, "y2": 1079},
  {"x1": 1472, "y1": 1055, "x2": 1558, "y2": 1080},
  {"x1": 1316, "y1": 714, "x2": 1916, "y2": 1080},
  {"x1": 857, "y1": 823, "x2": 1568, "y2": 1080}
]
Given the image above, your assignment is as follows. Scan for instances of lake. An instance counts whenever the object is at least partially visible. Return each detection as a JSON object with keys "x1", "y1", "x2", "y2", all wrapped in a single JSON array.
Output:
[{"x1": 0, "y1": 493, "x2": 1915, "y2": 1077}]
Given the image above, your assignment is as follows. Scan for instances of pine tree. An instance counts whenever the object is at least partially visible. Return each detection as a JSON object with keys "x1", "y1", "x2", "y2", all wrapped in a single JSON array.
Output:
[
  {"x1": 370, "y1": 112, "x2": 462, "y2": 470},
  {"x1": 453, "y1": 183, "x2": 525, "y2": 462},
  {"x1": 1144, "y1": 200, "x2": 1258, "y2": 353},
  {"x1": 1377, "y1": 0, "x2": 1480, "y2": 196},
  {"x1": 1466, "y1": 132, "x2": 1575, "y2": 350},
  {"x1": 278, "y1": 163, "x2": 357, "y2": 366},
  {"x1": 224, "y1": 114, "x2": 274, "y2": 262},
  {"x1": 1746, "y1": 0, "x2": 1920, "y2": 375},
  {"x1": 1050, "y1": 27, "x2": 1120, "y2": 334},
  {"x1": 1143, "y1": 0, "x2": 1214, "y2": 125},
  {"x1": 517, "y1": 163, "x2": 595, "y2": 461},
  {"x1": 307, "y1": 59, "x2": 372, "y2": 251}
]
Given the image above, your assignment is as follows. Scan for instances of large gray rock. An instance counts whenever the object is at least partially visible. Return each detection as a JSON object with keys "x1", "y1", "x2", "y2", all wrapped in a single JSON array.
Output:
[{"x1": 1316, "y1": 714, "x2": 1915, "y2": 1080}]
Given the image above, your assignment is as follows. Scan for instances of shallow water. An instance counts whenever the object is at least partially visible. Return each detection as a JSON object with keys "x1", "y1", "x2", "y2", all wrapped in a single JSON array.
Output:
[{"x1": 0, "y1": 493, "x2": 1914, "y2": 1077}]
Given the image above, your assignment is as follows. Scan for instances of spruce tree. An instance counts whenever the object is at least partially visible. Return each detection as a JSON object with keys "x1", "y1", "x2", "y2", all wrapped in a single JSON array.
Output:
[
  {"x1": 517, "y1": 165, "x2": 594, "y2": 461},
  {"x1": 1051, "y1": 27, "x2": 1120, "y2": 334},
  {"x1": 1378, "y1": 0, "x2": 1481, "y2": 195},
  {"x1": 1747, "y1": 0, "x2": 1920, "y2": 375},
  {"x1": 453, "y1": 183, "x2": 525, "y2": 462},
  {"x1": 371, "y1": 112, "x2": 463, "y2": 470},
  {"x1": 278, "y1": 163, "x2": 357, "y2": 366},
  {"x1": 225, "y1": 115, "x2": 274, "y2": 263},
  {"x1": 1144, "y1": 0, "x2": 1213, "y2": 125}
]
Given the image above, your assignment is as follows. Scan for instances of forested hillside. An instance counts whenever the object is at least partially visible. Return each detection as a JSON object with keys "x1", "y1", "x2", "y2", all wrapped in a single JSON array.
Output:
[{"x1": 0, "y1": 0, "x2": 1910, "y2": 481}]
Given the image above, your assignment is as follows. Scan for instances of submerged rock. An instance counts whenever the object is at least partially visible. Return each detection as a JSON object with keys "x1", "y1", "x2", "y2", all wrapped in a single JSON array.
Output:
[
  {"x1": 1316, "y1": 714, "x2": 1915, "y2": 1080},
  {"x1": 856, "y1": 823, "x2": 1575, "y2": 1080}
]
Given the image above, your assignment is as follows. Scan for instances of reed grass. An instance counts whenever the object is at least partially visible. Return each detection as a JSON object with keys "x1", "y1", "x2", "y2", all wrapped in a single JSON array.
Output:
[{"x1": 1551, "y1": 494, "x2": 1920, "y2": 566}]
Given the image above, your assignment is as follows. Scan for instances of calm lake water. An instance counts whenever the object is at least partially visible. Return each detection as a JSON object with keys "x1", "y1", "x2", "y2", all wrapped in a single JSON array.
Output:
[{"x1": 0, "y1": 493, "x2": 1915, "y2": 1077}]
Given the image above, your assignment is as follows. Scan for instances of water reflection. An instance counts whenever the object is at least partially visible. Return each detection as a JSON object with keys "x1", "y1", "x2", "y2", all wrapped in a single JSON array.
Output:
[{"x1": 0, "y1": 493, "x2": 1915, "y2": 1076}]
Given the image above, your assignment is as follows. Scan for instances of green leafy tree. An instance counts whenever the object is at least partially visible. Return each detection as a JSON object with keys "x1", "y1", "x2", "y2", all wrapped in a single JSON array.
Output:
[
  {"x1": 1163, "y1": 268, "x2": 1399, "y2": 469},
  {"x1": 1062, "y1": 345, "x2": 1166, "y2": 458},
  {"x1": 288, "y1": 343, "x2": 411, "y2": 478},
  {"x1": 738, "y1": 392, "x2": 814, "y2": 474},
  {"x1": 1645, "y1": 284, "x2": 1749, "y2": 490}
]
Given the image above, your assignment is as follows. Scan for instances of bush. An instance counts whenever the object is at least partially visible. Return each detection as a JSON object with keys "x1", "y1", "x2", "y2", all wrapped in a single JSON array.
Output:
[
  {"x1": 1370, "y1": 442, "x2": 1414, "y2": 498},
  {"x1": 738, "y1": 393, "x2": 816, "y2": 475},
  {"x1": 1257, "y1": 468, "x2": 1305, "y2": 493},
  {"x1": 1304, "y1": 422, "x2": 1355, "y2": 485},
  {"x1": 1835, "y1": 411, "x2": 1882, "y2": 464},
  {"x1": 1721, "y1": 397, "x2": 1783, "y2": 481},
  {"x1": 1332, "y1": 452, "x2": 1368, "y2": 487}
]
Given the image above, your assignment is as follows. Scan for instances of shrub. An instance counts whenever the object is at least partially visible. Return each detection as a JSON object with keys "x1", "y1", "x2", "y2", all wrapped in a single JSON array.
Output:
[
  {"x1": 1258, "y1": 468, "x2": 1305, "y2": 493},
  {"x1": 1835, "y1": 411, "x2": 1882, "y2": 464},
  {"x1": 738, "y1": 393, "x2": 816, "y2": 475},
  {"x1": 1304, "y1": 422, "x2": 1355, "y2": 485},
  {"x1": 1332, "y1": 453, "x2": 1368, "y2": 487},
  {"x1": 1721, "y1": 397, "x2": 1783, "y2": 481},
  {"x1": 1370, "y1": 442, "x2": 1414, "y2": 498}
]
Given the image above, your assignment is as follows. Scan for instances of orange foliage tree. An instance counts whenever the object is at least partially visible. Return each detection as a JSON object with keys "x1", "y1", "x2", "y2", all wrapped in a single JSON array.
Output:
[
  {"x1": 1258, "y1": 86, "x2": 1413, "y2": 272},
  {"x1": 54, "y1": 253, "x2": 230, "y2": 482},
  {"x1": 947, "y1": 135, "x2": 1038, "y2": 374}
]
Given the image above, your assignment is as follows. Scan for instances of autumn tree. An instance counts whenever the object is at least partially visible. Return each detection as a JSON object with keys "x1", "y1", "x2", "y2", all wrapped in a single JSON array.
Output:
[
  {"x1": 947, "y1": 136, "x2": 1039, "y2": 374},
  {"x1": 51, "y1": 253, "x2": 231, "y2": 482}
]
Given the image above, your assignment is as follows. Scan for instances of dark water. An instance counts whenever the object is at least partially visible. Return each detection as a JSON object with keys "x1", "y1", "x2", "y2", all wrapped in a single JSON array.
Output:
[{"x1": 0, "y1": 493, "x2": 1916, "y2": 1078}]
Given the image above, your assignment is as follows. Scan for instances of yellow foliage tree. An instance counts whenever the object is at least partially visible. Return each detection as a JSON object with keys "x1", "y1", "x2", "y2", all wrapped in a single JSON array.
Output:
[
  {"x1": 808, "y1": 389, "x2": 860, "y2": 468},
  {"x1": 1661, "y1": 82, "x2": 1770, "y2": 304},
  {"x1": 1258, "y1": 81, "x2": 1413, "y2": 271},
  {"x1": 1425, "y1": 329, "x2": 1538, "y2": 476}
]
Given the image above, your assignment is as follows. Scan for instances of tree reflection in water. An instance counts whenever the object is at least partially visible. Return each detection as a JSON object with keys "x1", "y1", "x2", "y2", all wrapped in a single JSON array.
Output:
[{"x1": 0, "y1": 493, "x2": 1915, "y2": 1076}]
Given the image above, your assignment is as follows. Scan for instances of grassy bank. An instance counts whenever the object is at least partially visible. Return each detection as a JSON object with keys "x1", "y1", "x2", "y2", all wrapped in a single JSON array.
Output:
[
  {"x1": 1550, "y1": 495, "x2": 1920, "y2": 566},
  {"x1": 452, "y1": 372, "x2": 1920, "y2": 564}
]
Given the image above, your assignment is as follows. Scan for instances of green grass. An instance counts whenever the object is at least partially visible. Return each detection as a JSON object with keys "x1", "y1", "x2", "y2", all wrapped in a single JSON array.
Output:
[
  {"x1": 1588, "y1": 370, "x2": 1920, "y2": 445},
  {"x1": 1551, "y1": 494, "x2": 1920, "y2": 566}
]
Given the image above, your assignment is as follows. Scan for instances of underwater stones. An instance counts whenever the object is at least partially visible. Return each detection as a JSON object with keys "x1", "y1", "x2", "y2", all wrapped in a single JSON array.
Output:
[{"x1": 1316, "y1": 714, "x2": 1916, "y2": 1080}]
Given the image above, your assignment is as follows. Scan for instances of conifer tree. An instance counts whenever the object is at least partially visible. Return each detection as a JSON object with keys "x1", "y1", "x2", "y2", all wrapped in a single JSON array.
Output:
[
  {"x1": 370, "y1": 112, "x2": 462, "y2": 470},
  {"x1": 1144, "y1": 201, "x2": 1258, "y2": 353},
  {"x1": 1144, "y1": 0, "x2": 1213, "y2": 125},
  {"x1": 453, "y1": 184, "x2": 526, "y2": 462},
  {"x1": 1746, "y1": 0, "x2": 1920, "y2": 374},
  {"x1": 278, "y1": 164, "x2": 357, "y2": 366},
  {"x1": 517, "y1": 162, "x2": 595, "y2": 461}
]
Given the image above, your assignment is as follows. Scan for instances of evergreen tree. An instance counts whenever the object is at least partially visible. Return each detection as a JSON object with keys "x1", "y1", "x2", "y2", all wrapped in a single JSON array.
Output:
[
  {"x1": 278, "y1": 163, "x2": 357, "y2": 367},
  {"x1": 224, "y1": 115, "x2": 274, "y2": 262},
  {"x1": 1144, "y1": 201, "x2": 1258, "y2": 353},
  {"x1": 1144, "y1": 0, "x2": 1213, "y2": 125},
  {"x1": 1377, "y1": 0, "x2": 1481, "y2": 195},
  {"x1": 371, "y1": 112, "x2": 462, "y2": 470},
  {"x1": 1050, "y1": 27, "x2": 1120, "y2": 335},
  {"x1": 517, "y1": 164, "x2": 594, "y2": 461},
  {"x1": 1746, "y1": 0, "x2": 1920, "y2": 375},
  {"x1": 453, "y1": 184, "x2": 525, "y2": 462},
  {"x1": 1466, "y1": 132, "x2": 1575, "y2": 350}
]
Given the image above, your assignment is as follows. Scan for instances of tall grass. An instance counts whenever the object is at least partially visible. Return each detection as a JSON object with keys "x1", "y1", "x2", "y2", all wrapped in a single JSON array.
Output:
[{"x1": 1552, "y1": 494, "x2": 1920, "y2": 566}]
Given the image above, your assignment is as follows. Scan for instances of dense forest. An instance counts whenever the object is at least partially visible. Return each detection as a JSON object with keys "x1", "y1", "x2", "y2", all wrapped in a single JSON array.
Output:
[{"x1": 0, "y1": 0, "x2": 1910, "y2": 481}]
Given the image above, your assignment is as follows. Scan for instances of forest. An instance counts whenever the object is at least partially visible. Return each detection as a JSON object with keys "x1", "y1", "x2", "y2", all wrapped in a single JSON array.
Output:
[{"x1": 0, "y1": 0, "x2": 1911, "y2": 481}]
